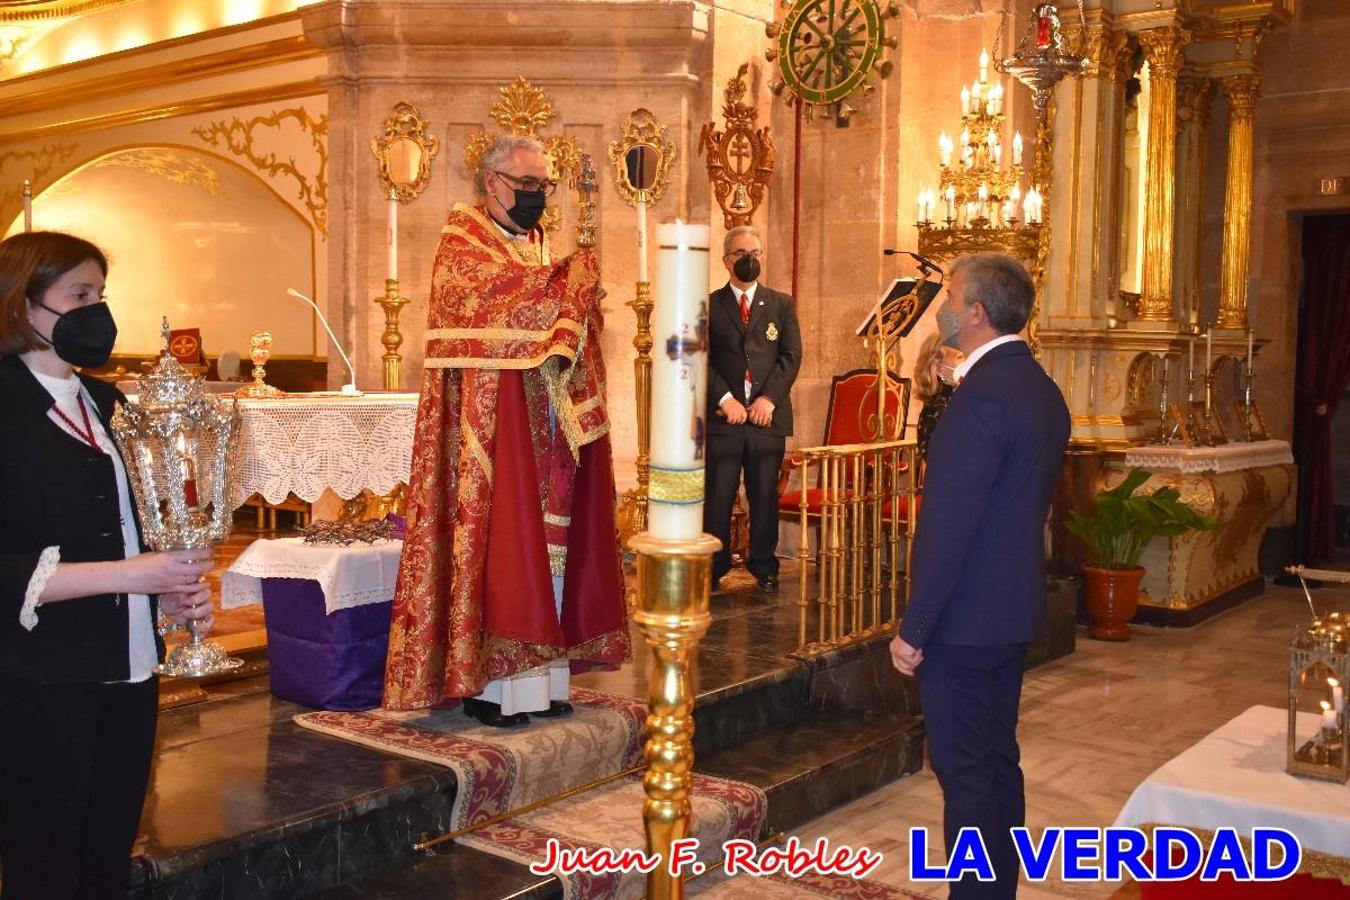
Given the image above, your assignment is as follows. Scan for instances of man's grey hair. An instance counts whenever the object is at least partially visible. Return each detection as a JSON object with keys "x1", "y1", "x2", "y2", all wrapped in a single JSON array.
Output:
[
  {"x1": 950, "y1": 252, "x2": 1035, "y2": 335},
  {"x1": 723, "y1": 225, "x2": 762, "y2": 256},
  {"x1": 474, "y1": 135, "x2": 546, "y2": 195}
]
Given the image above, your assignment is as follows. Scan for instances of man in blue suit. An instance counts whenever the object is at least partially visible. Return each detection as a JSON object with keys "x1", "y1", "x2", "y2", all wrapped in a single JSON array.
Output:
[{"x1": 891, "y1": 253, "x2": 1070, "y2": 899}]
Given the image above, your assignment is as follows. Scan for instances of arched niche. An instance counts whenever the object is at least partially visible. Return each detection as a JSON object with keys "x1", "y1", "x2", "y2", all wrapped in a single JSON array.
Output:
[{"x1": 7, "y1": 144, "x2": 318, "y2": 362}]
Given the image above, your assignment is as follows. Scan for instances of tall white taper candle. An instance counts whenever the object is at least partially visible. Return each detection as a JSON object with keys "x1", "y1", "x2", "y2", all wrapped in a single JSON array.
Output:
[
  {"x1": 22, "y1": 179, "x2": 32, "y2": 233},
  {"x1": 648, "y1": 221, "x2": 711, "y2": 540},
  {"x1": 636, "y1": 199, "x2": 649, "y2": 283},
  {"x1": 387, "y1": 193, "x2": 399, "y2": 281}
]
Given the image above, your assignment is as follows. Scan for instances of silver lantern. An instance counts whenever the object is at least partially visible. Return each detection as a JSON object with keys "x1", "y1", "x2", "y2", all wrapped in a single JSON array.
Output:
[
  {"x1": 111, "y1": 319, "x2": 243, "y2": 677},
  {"x1": 1286, "y1": 567, "x2": 1350, "y2": 783}
]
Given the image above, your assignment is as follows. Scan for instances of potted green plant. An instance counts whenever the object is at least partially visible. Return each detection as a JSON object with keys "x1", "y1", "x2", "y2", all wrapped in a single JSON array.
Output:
[{"x1": 1066, "y1": 468, "x2": 1216, "y2": 641}]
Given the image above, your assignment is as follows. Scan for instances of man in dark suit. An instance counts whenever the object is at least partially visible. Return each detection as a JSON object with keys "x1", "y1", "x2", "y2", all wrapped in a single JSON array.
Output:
[
  {"x1": 705, "y1": 225, "x2": 802, "y2": 593},
  {"x1": 890, "y1": 252, "x2": 1070, "y2": 899}
]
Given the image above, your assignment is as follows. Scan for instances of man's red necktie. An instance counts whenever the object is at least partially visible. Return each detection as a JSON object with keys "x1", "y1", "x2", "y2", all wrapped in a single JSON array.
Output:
[{"x1": 739, "y1": 292, "x2": 752, "y2": 397}]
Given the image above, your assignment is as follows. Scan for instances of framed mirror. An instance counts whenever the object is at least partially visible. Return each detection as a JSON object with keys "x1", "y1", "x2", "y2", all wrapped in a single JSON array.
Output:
[
  {"x1": 372, "y1": 102, "x2": 440, "y2": 203},
  {"x1": 608, "y1": 108, "x2": 676, "y2": 205}
]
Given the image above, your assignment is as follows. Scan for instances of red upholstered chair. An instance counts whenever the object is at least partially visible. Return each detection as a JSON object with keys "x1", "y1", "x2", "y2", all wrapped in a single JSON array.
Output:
[{"x1": 777, "y1": 369, "x2": 915, "y2": 545}]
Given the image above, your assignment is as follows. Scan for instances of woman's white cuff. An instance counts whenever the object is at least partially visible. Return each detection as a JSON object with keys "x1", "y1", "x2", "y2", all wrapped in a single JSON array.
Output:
[{"x1": 20, "y1": 546, "x2": 60, "y2": 631}]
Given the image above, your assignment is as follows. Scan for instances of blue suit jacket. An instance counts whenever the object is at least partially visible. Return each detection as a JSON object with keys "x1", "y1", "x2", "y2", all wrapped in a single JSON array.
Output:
[{"x1": 899, "y1": 340, "x2": 1070, "y2": 649}]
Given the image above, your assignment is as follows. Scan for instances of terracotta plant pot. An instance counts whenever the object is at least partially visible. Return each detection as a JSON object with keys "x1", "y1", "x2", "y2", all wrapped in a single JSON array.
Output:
[{"x1": 1082, "y1": 565, "x2": 1146, "y2": 641}]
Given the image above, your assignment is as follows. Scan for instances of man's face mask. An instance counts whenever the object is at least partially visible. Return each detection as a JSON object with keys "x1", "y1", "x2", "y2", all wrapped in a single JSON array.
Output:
[
  {"x1": 506, "y1": 188, "x2": 547, "y2": 232},
  {"x1": 936, "y1": 300, "x2": 969, "y2": 349},
  {"x1": 732, "y1": 253, "x2": 761, "y2": 283},
  {"x1": 34, "y1": 300, "x2": 118, "y2": 368}
]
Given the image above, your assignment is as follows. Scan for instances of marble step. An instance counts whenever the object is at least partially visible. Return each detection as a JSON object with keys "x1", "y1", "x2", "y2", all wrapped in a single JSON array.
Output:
[{"x1": 311, "y1": 708, "x2": 924, "y2": 900}]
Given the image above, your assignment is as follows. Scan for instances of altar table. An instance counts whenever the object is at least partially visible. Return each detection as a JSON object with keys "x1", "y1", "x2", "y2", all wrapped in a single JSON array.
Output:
[
  {"x1": 222, "y1": 537, "x2": 402, "y2": 710},
  {"x1": 229, "y1": 392, "x2": 419, "y2": 509},
  {"x1": 1115, "y1": 705, "x2": 1350, "y2": 898},
  {"x1": 1103, "y1": 442, "x2": 1294, "y2": 620}
]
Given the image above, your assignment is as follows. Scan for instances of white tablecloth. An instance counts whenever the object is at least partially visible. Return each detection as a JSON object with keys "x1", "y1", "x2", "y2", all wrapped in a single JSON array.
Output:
[
  {"x1": 221, "y1": 537, "x2": 404, "y2": 614},
  {"x1": 1114, "y1": 705, "x2": 1350, "y2": 858},
  {"x1": 1124, "y1": 439, "x2": 1293, "y2": 474},
  {"x1": 230, "y1": 393, "x2": 419, "y2": 508}
]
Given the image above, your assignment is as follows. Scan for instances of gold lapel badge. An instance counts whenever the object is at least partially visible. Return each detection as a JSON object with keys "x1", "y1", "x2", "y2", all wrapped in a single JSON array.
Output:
[{"x1": 766, "y1": 322, "x2": 779, "y2": 341}]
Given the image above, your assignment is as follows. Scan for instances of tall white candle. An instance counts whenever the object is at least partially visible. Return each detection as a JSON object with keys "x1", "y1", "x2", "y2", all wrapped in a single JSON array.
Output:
[
  {"x1": 387, "y1": 194, "x2": 399, "y2": 281},
  {"x1": 1188, "y1": 336, "x2": 1195, "y2": 381},
  {"x1": 1246, "y1": 329, "x2": 1254, "y2": 372},
  {"x1": 1205, "y1": 328, "x2": 1212, "y2": 371},
  {"x1": 649, "y1": 221, "x2": 712, "y2": 540},
  {"x1": 1331, "y1": 677, "x2": 1344, "y2": 716},
  {"x1": 22, "y1": 179, "x2": 32, "y2": 233},
  {"x1": 1322, "y1": 700, "x2": 1338, "y2": 733},
  {"x1": 636, "y1": 199, "x2": 649, "y2": 283}
]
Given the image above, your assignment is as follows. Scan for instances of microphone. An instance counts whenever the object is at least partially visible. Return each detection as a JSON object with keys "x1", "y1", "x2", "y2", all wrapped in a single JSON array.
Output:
[
  {"x1": 883, "y1": 249, "x2": 945, "y2": 277},
  {"x1": 287, "y1": 288, "x2": 361, "y2": 396}
]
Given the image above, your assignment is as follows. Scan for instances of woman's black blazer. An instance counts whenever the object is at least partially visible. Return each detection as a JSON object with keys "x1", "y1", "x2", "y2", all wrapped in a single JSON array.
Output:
[{"x1": 0, "y1": 354, "x2": 164, "y2": 683}]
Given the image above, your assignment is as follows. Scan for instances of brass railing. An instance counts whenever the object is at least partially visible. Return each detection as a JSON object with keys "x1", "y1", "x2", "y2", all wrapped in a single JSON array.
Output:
[{"x1": 789, "y1": 439, "x2": 919, "y2": 657}]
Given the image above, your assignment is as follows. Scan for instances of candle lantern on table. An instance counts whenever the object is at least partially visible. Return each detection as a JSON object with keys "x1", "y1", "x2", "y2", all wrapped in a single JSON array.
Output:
[
  {"x1": 111, "y1": 319, "x2": 243, "y2": 678},
  {"x1": 1287, "y1": 575, "x2": 1349, "y2": 782}
]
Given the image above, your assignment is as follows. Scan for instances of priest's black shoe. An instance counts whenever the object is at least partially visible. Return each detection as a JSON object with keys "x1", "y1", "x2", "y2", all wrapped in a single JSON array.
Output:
[
  {"x1": 531, "y1": 700, "x2": 574, "y2": 718},
  {"x1": 756, "y1": 574, "x2": 779, "y2": 594},
  {"x1": 462, "y1": 697, "x2": 529, "y2": 728}
]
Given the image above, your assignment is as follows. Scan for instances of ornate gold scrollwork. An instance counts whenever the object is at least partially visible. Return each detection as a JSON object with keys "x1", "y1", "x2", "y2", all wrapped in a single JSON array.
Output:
[
  {"x1": 699, "y1": 63, "x2": 775, "y2": 228},
  {"x1": 90, "y1": 148, "x2": 224, "y2": 196},
  {"x1": 372, "y1": 102, "x2": 439, "y2": 205},
  {"x1": 608, "y1": 108, "x2": 676, "y2": 206},
  {"x1": 464, "y1": 77, "x2": 583, "y2": 232},
  {"x1": 192, "y1": 108, "x2": 329, "y2": 234},
  {"x1": 0, "y1": 142, "x2": 77, "y2": 205}
]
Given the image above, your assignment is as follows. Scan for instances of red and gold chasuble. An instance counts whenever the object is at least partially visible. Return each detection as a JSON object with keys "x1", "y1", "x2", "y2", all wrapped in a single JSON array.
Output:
[{"x1": 382, "y1": 204, "x2": 629, "y2": 711}]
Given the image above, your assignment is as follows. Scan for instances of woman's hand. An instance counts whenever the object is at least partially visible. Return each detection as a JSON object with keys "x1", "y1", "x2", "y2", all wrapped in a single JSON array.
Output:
[
  {"x1": 158, "y1": 582, "x2": 215, "y2": 632},
  {"x1": 119, "y1": 550, "x2": 213, "y2": 595}
]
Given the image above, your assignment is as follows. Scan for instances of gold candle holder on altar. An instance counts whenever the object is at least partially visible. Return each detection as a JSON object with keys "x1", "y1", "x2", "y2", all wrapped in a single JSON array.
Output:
[
  {"x1": 628, "y1": 531, "x2": 720, "y2": 900},
  {"x1": 1288, "y1": 599, "x2": 1349, "y2": 783},
  {"x1": 112, "y1": 320, "x2": 244, "y2": 678},
  {"x1": 236, "y1": 330, "x2": 284, "y2": 398},
  {"x1": 375, "y1": 278, "x2": 409, "y2": 391}
]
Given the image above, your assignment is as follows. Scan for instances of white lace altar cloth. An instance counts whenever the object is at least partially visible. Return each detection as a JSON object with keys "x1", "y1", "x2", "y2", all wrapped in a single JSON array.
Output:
[
  {"x1": 230, "y1": 393, "x2": 418, "y2": 508},
  {"x1": 1124, "y1": 439, "x2": 1293, "y2": 475},
  {"x1": 221, "y1": 537, "x2": 403, "y2": 614}
]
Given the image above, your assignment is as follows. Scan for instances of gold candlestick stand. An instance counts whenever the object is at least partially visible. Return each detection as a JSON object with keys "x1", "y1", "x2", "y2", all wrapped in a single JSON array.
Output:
[
  {"x1": 375, "y1": 278, "x2": 408, "y2": 391},
  {"x1": 617, "y1": 279, "x2": 655, "y2": 540},
  {"x1": 628, "y1": 531, "x2": 720, "y2": 900}
]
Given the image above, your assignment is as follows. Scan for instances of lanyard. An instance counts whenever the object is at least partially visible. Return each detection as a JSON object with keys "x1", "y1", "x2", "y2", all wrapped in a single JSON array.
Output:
[{"x1": 51, "y1": 393, "x2": 99, "y2": 450}]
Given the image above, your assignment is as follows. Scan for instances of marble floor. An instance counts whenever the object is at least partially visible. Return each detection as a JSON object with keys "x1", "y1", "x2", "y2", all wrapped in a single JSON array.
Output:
[{"x1": 790, "y1": 579, "x2": 1350, "y2": 899}]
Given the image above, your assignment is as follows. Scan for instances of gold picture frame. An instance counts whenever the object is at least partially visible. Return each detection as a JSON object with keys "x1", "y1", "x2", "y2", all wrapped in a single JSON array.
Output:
[
  {"x1": 608, "y1": 108, "x2": 676, "y2": 206},
  {"x1": 372, "y1": 102, "x2": 440, "y2": 204}
]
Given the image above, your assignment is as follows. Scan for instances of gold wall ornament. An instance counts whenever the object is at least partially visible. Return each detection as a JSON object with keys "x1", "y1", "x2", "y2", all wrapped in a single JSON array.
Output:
[
  {"x1": 764, "y1": 0, "x2": 900, "y2": 115},
  {"x1": 0, "y1": 142, "x2": 77, "y2": 206},
  {"x1": 699, "y1": 63, "x2": 775, "y2": 229},
  {"x1": 463, "y1": 77, "x2": 583, "y2": 234},
  {"x1": 191, "y1": 107, "x2": 329, "y2": 235},
  {"x1": 609, "y1": 108, "x2": 676, "y2": 207},
  {"x1": 89, "y1": 147, "x2": 225, "y2": 196},
  {"x1": 1217, "y1": 73, "x2": 1260, "y2": 331},
  {"x1": 1136, "y1": 26, "x2": 1193, "y2": 323},
  {"x1": 372, "y1": 102, "x2": 439, "y2": 205}
]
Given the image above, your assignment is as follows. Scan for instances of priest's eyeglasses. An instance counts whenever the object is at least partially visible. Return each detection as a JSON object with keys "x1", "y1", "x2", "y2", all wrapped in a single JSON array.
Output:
[
  {"x1": 724, "y1": 249, "x2": 763, "y2": 260},
  {"x1": 493, "y1": 171, "x2": 559, "y2": 197}
]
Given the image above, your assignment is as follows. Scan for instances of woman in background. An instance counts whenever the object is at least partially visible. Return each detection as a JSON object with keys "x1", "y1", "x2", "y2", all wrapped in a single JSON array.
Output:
[
  {"x1": 0, "y1": 231, "x2": 216, "y2": 900},
  {"x1": 914, "y1": 330, "x2": 964, "y2": 471}
]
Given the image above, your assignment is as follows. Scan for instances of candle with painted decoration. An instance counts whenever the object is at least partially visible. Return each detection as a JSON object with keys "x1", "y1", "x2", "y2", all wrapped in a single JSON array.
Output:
[
  {"x1": 636, "y1": 198, "x2": 649, "y2": 282},
  {"x1": 649, "y1": 221, "x2": 711, "y2": 539},
  {"x1": 387, "y1": 193, "x2": 399, "y2": 281}
]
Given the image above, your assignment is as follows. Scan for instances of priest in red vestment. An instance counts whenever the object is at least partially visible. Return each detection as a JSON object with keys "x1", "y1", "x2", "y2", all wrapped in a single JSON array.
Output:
[{"x1": 382, "y1": 135, "x2": 629, "y2": 725}]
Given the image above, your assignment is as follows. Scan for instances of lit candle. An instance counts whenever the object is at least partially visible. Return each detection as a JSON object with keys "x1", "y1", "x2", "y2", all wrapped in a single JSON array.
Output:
[
  {"x1": 1037, "y1": 11, "x2": 1053, "y2": 49},
  {"x1": 917, "y1": 191, "x2": 925, "y2": 224},
  {"x1": 1246, "y1": 328, "x2": 1254, "y2": 373},
  {"x1": 22, "y1": 179, "x2": 32, "y2": 233},
  {"x1": 176, "y1": 432, "x2": 199, "y2": 509},
  {"x1": 1205, "y1": 328, "x2": 1212, "y2": 372},
  {"x1": 939, "y1": 132, "x2": 953, "y2": 167},
  {"x1": 1010, "y1": 183, "x2": 1021, "y2": 204},
  {"x1": 649, "y1": 220, "x2": 711, "y2": 540},
  {"x1": 979, "y1": 48, "x2": 989, "y2": 83},
  {"x1": 993, "y1": 142, "x2": 1003, "y2": 166},
  {"x1": 1000, "y1": 200, "x2": 1012, "y2": 225},
  {"x1": 636, "y1": 198, "x2": 649, "y2": 282},
  {"x1": 945, "y1": 186, "x2": 955, "y2": 221},
  {"x1": 1012, "y1": 132, "x2": 1024, "y2": 167},
  {"x1": 966, "y1": 201, "x2": 976, "y2": 225},
  {"x1": 387, "y1": 192, "x2": 399, "y2": 281},
  {"x1": 990, "y1": 83, "x2": 1003, "y2": 115},
  {"x1": 1322, "y1": 700, "x2": 1338, "y2": 733},
  {"x1": 1331, "y1": 677, "x2": 1344, "y2": 715},
  {"x1": 961, "y1": 87, "x2": 970, "y2": 115},
  {"x1": 977, "y1": 183, "x2": 988, "y2": 219}
]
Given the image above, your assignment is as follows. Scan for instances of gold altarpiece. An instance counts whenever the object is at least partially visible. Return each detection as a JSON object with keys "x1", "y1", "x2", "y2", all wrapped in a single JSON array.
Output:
[{"x1": 1036, "y1": 0, "x2": 1294, "y2": 621}]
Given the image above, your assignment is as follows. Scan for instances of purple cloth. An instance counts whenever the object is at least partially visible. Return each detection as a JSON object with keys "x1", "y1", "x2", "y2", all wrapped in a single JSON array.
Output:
[{"x1": 261, "y1": 577, "x2": 391, "y2": 711}]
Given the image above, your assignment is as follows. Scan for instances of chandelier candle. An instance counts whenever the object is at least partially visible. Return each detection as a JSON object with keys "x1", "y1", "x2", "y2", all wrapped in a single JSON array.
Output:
[{"x1": 648, "y1": 221, "x2": 711, "y2": 540}]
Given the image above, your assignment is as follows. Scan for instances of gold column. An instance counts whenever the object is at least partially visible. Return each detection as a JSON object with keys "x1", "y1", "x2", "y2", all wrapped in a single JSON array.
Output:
[
  {"x1": 1176, "y1": 78, "x2": 1215, "y2": 329},
  {"x1": 629, "y1": 532, "x2": 720, "y2": 900},
  {"x1": 1136, "y1": 26, "x2": 1193, "y2": 322},
  {"x1": 375, "y1": 279, "x2": 409, "y2": 391},
  {"x1": 1218, "y1": 73, "x2": 1261, "y2": 331}
]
